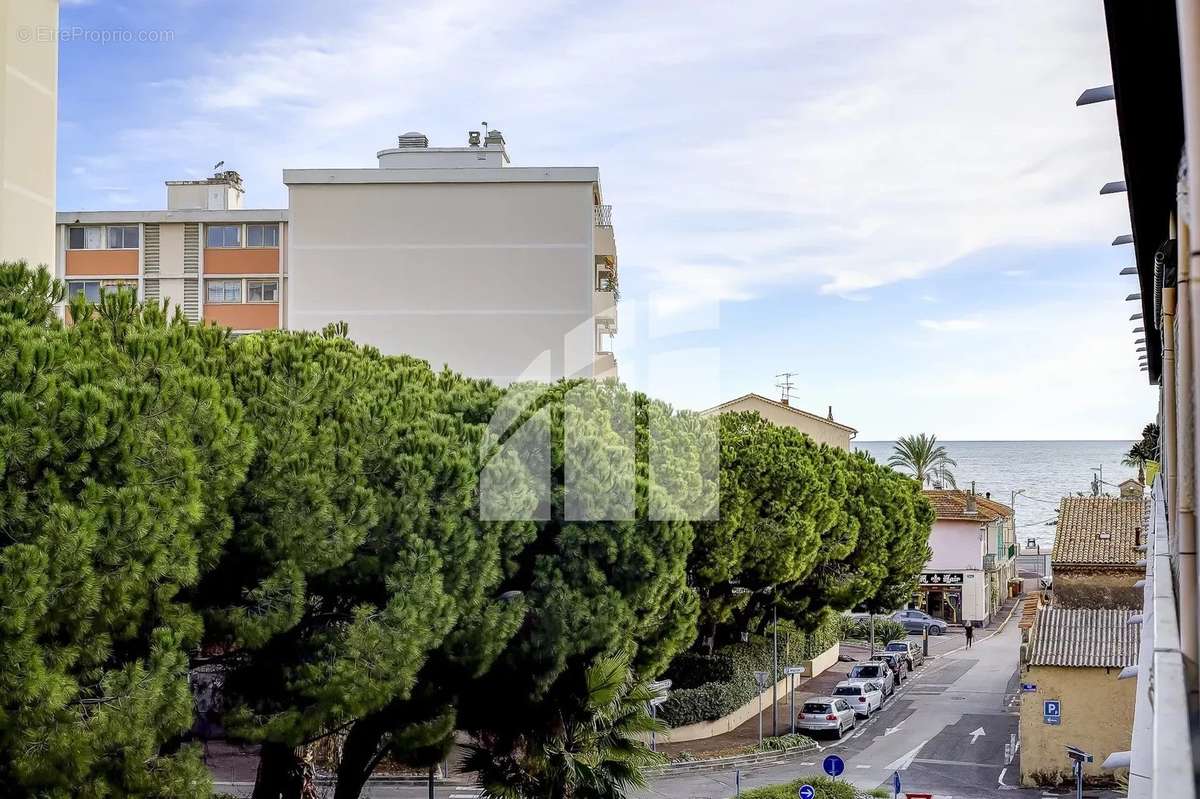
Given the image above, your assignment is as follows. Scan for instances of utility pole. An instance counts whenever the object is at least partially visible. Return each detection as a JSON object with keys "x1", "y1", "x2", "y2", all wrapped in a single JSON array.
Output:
[
  {"x1": 869, "y1": 613, "x2": 875, "y2": 657},
  {"x1": 772, "y1": 604, "x2": 779, "y2": 737}
]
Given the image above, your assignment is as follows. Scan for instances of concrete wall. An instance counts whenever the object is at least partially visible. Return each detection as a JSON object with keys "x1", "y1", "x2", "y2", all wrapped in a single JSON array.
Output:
[
  {"x1": 716, "y1": 396, "x2": 853, "y2": 450},
  {"x1": 1053, "y1": 569, "x2": 1142, "y2": 609},
  {"x1": 0, "y1": 0, "x2": 57, "y2": 269},
  {"x1": 1019, "y1": 665, "x2": 1134, "y2": 786},
  {"x1": 286, "y1": 180, "x2": 597, "y2": 384}
]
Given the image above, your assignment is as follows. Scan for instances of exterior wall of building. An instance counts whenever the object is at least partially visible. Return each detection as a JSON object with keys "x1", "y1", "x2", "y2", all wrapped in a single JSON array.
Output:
[
  {"x1": 285, "y1": 179, "x2": 599, "y2": 383},
  {"x1": 0, "y1": 0, "x2": 57, "y2": 269},
  {"x1": 1019, "y1": 665, "x2": 1134, "y2": 786},
  {"x1": 55, "y1": 216, "x2": 286, "y2": 334},
  {"x1": 917, "y1": 568, "x2": 989, "y2": 625},
  {"x1": 713, "y1": 395, "x2": 854, "y2": 449},
  {"x1": 926, "y1": 519, "x2": 985, "y2": 571},
  {"x1": 1053, "y1": 568, "x2": 1143, "y2": 609}
]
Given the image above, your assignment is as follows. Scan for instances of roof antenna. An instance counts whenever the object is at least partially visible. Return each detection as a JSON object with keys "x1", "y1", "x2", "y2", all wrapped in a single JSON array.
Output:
[
  {"x1": 479, "y1": 121, "x2": 489, "y2": 160},
  {"x1": 213, "y1": 160, "x2": 225, "y2": 174},
  {"x1": 774, "y1": 372, "x2": 797, "y2": 405}
]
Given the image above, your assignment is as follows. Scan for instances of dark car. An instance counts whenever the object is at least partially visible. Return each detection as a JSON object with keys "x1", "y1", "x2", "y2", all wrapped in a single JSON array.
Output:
[
  {"x1": 870, "y1": 652, "x2": 908, "y2": 684},
  {"x1": 891, "y1": 609, "x2": 948, "y2": 635}
]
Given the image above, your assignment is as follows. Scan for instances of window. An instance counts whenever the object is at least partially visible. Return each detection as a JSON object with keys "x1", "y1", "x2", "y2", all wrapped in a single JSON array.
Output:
[
  {"x1": 68, "y1": 226, "x2": 103, "y2": 250},
  {"x1": 246, "y1": 279, "x2": 279, "y2": 303},
  {"x1": 107, "y1": 225, "x2": 139, "y2": 249},
  {"x1": 206, "y1": 225, "x2": 241, "y2": 248},
  {"x1": 65, "y1": 279, "x2": 137, "y2": 303},
  {"x1": 246, "y1": 224, "x2": 279, "y2": 247},
  {"x1": 206, "y1": 279, "x2": 242, "y2": 303},
  {"x1": 597, "y1": 270, "x2": 614, "y2": 291}
]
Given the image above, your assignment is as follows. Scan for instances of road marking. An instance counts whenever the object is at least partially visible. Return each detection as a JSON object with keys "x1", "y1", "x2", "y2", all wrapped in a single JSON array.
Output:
[
  {"x1": 883, "y1": 722, "x2": 904, "y2": 736},
  {"x1": 884, "y1": 739, "x2": 928, "y2": 772},
  {"x1": 969, "y1": 726, "x2": 986, "y2": 744},
  {"x1": 798, "y1": 761, "x2": 815, "y2": 766},
  {"x1": 854, "y1": 764, "x2": 871, "y2": 769},
  {"x1": 911, "y1": 757, "x2": 1000, "y2": 767}
]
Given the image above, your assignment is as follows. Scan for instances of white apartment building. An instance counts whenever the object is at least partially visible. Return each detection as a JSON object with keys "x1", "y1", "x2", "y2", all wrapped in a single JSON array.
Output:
[
  {"x1": 56, "y1": 173, "x2": 288, "y2": 333},
  {"x1": 283, "y1": 131, "x2": 619, "y2": 383},
  {"x1": 1, "y1": 0, "x2": 58, "y2": 268}
]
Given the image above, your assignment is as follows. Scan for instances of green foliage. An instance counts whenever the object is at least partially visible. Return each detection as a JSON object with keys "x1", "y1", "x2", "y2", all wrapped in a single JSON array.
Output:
[
  {"x1": 739, "y1": 776, "x2": 859, "y2": 799},
  {"x1": 0, "y1": 264, "x2": 252, "y2": 796},
  {"x1": 665, "y1": 652, "x2": 735, "y2": 689},
  {"x1": 889, "y1": 432, "x2": 957, "y2": 488},
  {"x1": 840, "y1": 617, "x2": 907, "y2": 646},
  {"x1": 463, "y1": 649, "x2": 666, "y2": 799},
  {"x1": 756, "y1": 733, "x2": 817, "y2": 752}
]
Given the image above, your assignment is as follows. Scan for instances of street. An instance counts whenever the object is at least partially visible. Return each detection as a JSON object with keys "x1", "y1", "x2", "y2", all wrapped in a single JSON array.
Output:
[{"x1": 635, "y1": 617, "x2": 1027, "y2": 799}]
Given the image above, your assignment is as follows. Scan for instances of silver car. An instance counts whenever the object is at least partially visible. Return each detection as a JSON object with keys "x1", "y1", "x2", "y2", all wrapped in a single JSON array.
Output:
[
  {"x1": 796, "y1": 696, "x2": 857, "y2": 737},
  {"x1": 885, "y1": 639, "x2": 924, "y2": 669},
  {"x1": 832, "y1": 680, "x2": 884, "y2": 717},
  {"x1": 847, "y1": 661, "x2": 895, "y2": 697}
]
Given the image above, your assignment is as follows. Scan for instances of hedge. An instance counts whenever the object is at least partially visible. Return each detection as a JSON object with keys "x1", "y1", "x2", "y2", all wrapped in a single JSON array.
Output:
[
  {"x1": 840, "y1": 616, "x2": 907, "y2": 645},
  {"x1": 740, "y1": 776, "x2": 866, "y2": 799},
  {"x1": 659, "y1": 615, "x2": 842, "y2": 728}
]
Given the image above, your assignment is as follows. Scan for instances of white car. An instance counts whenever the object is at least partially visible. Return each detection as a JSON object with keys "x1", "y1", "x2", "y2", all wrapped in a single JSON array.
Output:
[
  {"x1": 796, "y1": 696, "x2": 857, "y2": 738},
  {"x1": 832, "y1": 680, "x2": 884, "y2": 717},
  {"x1": 846, "y1": 661, "x2": 895, "y2": 698}
]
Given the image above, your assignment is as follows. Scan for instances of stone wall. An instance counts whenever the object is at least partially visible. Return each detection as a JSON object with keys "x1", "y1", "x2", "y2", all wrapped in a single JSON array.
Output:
[{"x1": 1053, "y1": 568, "x2": 1142, "y2": 609}]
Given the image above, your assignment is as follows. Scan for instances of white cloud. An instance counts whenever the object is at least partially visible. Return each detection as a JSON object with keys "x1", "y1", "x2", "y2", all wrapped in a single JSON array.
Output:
[{"x1": 918, "y1": 318, "x2": 986, "y2": 332}]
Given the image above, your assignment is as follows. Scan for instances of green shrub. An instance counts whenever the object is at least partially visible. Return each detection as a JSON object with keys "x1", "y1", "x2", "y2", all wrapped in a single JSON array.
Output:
[
  {"x1": 756, "y1": 733, "x2": 817, "y2": 752},
  {"x1": 740, "y1": 776, "x2": 857, "y2": 799},
  {"x1": 841, "y1": 616, "x2": 907, "y2": 645},
  {"x1": 667, "y1": 651, "x2": 735, "y2": 689}
]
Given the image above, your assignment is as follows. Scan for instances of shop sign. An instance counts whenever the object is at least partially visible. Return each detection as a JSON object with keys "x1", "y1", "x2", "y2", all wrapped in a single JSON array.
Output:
[{"x1": 919, "y1": 572, "x2": 964, "y2": 585}]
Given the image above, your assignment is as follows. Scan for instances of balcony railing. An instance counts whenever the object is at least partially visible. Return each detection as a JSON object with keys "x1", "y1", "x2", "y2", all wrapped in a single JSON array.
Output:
[
  {"x1": 983, "y1": 554, "x2": 996, "y2": 571},
  {"x1": 594, "y1": 204, "x2": 613, "y2": 226}
]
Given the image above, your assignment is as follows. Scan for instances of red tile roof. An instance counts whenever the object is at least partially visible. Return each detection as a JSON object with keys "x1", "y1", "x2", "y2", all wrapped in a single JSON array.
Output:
[{"x1": 922, "y1": 489, "x2": 1013, "y2": 522}]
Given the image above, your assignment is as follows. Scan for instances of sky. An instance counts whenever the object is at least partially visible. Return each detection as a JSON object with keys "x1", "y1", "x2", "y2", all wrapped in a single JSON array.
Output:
[{"x1": 56, "y1": 0, "x2": 1156, "y2": 440}]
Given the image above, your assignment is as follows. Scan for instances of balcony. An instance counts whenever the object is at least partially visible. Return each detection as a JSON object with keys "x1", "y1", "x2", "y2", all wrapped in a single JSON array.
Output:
[
  {"x1": 594, "y1": 204, "x2": 615, "y2": 262},
  {"x1": 983, "y1": 554, "x2": 997, "y2": 571},
  {"x1": 594, "y1": 351, "x2": 618, "y2": 380},
  {"x1": 593, "y1": 287, "x2": 617, "y2": 327}
]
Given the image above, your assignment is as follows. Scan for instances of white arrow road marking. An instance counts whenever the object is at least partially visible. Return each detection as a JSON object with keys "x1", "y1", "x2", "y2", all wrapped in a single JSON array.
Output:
[
  {"x1": 883, "y1": 722, "x2": 904, "y2": 736},
  {"x1": 883, "y1": 739, "x2": 929, "y2": 772},
  {"x1": 969, "y1": 726, "x2": 986, "y2": 744}
]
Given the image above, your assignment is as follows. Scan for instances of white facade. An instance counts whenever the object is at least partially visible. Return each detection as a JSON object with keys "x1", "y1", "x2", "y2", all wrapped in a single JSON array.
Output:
[{"x1": 283, "y1": 133, "x2": 617, "y2": 384}]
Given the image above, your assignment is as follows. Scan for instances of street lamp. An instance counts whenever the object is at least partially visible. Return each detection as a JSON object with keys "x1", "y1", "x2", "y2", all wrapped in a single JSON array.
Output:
[{"x1": 647, "y1": 680, "x2": 671, "y2": 752}]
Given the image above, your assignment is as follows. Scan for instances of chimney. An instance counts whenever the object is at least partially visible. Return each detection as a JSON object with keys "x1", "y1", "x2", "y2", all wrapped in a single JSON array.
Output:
[
  {"x1": 467, "y1": 130, "x2": 481, "y2": 147},
  {"x1": 965, "y1": 487, "x2": 977, "y2": 515},
  {"x1": 485, "y1": 129, "x2": 505, "y2": 147},
  {"x1": 1134, "y1": 527, "x2": 1143, "y2": 547},
  {"x1": 780, "y1": 397, "x2": 789, "y2": 406},
  {"x1": 827, "y1": 405, "x2": 834, "y2": 421}
]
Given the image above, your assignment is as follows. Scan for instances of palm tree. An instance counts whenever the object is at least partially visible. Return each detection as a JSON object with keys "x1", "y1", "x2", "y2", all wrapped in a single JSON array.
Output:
[
  {"x1": 889, "y1": 433, "x2": 958, "y2": 488},
  {"x1": 1124, "y1": 440, "x2": 1155, "y2": 484},
  {"x1": 464, "y1": 650, "x2": 666, "y2": 799}
]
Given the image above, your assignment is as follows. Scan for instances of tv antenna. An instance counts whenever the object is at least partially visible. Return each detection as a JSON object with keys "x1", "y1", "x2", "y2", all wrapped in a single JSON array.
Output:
[
  {"x1": 213, "y1": 160, "x2": 225, "y2": 173},
  {"x1": 775, "y1": 372, "x2": 799, "y2": 404}
]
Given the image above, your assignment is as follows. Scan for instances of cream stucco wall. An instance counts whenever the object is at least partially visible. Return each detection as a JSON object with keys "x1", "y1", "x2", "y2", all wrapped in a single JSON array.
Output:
[
  {"x1": 1019, "y1": 665, "x2": 1134, "y2": 786},
  {"x1": 713, "y1": 396, "x2": 853, "y2": 450},
  {"x1": 0, "y1": 0, "x2": 57, "y2": 269},
  {"x1": 285, "y1": 179, "x2": 598, "y2": 384}
]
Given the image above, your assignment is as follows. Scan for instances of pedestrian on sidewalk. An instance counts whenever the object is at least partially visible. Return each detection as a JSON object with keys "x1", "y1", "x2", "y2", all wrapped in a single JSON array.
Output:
[{"x1": 965, "y1": 622, "x2": 974, "y2": 648}]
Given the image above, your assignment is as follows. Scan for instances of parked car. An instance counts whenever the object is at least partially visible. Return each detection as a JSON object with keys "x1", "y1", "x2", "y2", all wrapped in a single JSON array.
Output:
[
  {"x1": 884, "y1": 639, "x2": 925, "y2": 669},
  {"x1": 891, "y1": 609, "x2": 949, "y2": 635},
  {"x1": 832, "y1": 680, "x2": 884, "y2": 717},
  {"x1": 796, "y1": 696, "x2": 857, "y2": 737},
  {"x1": 846, "y1": 661, "x2": 895, "y2": 697},
  {"x1": 870, "y1": 652, "x2": 908, "y2": 684}
]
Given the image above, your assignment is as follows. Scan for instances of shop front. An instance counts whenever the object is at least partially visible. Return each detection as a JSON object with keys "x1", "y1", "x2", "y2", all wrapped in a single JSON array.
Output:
[{"x1": 916, "y1": 570, "x2": 988, "y2": 626}]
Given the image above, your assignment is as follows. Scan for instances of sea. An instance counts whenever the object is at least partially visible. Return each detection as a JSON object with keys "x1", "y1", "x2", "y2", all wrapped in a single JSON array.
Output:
[{"x1": 852, "y1": 440, "x2": 1136, "y2": 549}]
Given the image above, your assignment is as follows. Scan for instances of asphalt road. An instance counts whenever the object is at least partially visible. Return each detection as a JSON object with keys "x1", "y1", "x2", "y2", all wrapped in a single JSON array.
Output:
[{"x1": 635, "y1": 617, "x2": 1028, "y2": 799}]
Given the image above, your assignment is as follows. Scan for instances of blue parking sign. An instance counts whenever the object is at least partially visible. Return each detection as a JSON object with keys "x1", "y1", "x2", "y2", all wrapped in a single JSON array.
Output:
[
  {"x1": 822, "y1": 754, "x2": 845, "y2": 777},
  {"x1": 1043, "y1": 699, "x2": 1061, "y2": 725}
]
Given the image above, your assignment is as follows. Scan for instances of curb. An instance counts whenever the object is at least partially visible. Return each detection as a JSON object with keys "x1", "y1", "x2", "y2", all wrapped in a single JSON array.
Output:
[{"x1": 931, "y1": 597, "x2": 1024, "y2": 659}]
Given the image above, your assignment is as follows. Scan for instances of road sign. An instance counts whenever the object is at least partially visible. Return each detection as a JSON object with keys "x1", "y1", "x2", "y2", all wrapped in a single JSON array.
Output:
[
  {"x1": 784, "y1": 666, "x2": 806, "y2": 675},
  {"x1": 1021, "y1": 682, "x2": 1037, "y2": 692},
  {"x1": 797, "y1": 785, "x2": 815, "y2": 799},
  {"x1": 892, "y1": 771, "x2": 902, "y2": 798},
  {"x1": 753, "y1": 670, "x2": 770, "y2": 689},
  {"x1": 1044, "y1": 699, "x2": 1061, "y2": 725},
  {"x1": 822, "y1": 754, "x2": 845, "y2": 777}
]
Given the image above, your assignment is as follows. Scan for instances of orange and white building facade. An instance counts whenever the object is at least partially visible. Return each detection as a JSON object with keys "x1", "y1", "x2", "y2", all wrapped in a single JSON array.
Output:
[{"x1": 55, "y1": 173, "x2": 287, "y2": 334}]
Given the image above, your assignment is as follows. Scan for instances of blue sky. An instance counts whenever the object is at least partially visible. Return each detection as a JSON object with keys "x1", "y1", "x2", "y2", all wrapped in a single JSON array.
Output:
[{"x1": 57, "y1": 0, "x2": 1155, "y2": 439}]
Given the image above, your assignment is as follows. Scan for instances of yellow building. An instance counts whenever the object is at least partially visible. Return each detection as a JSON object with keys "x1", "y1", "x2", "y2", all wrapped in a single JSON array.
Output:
[
  {"x1": 0, "y1": 0, "x2": 58, "y2": 268},
  {"x1": 701, "y1": 393, "x2": 856, "y2": 450},
  {"x1": 1019, "y1": 606, "x2": 1138, "y2": 787}
]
